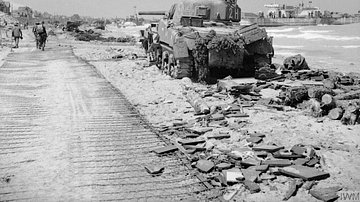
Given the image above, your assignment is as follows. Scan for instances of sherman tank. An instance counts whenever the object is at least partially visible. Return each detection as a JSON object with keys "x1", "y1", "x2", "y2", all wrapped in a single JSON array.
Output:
[{"x1": 139, "y1": 0, "x2": 274, "y2": 83}]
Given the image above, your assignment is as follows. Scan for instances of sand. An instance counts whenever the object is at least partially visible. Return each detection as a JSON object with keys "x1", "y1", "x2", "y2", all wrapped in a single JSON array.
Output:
[{"x1": 2, "y1": 25, "x2": 359, "y2": 201}]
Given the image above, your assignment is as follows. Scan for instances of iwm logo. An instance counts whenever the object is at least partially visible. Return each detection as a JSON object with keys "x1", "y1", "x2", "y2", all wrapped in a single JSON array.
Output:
[{"x1": 339, "y1": 192, "x2": 360, "y2": 201}]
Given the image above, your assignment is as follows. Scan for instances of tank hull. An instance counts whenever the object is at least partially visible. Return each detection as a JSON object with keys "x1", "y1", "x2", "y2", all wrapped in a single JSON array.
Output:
[{"x1": 138, "y1": 0, "x2": 274, "y2": 82}]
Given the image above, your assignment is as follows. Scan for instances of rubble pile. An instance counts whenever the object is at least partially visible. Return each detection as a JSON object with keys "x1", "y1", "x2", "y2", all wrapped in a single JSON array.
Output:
[
  {"x1": 71, "y1": 29, "x2": 136, "y2": 43},
  {"x1": 152, "y1": 119, "x2": 338, "y2": 201},
  {"x1": 142, "y1": 54, "x2": 359, "y2": 200}
]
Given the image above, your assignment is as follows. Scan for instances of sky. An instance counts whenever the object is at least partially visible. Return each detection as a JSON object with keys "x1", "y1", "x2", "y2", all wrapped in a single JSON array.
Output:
[{"x1": 10, "y1": 0, "x2": 360, "y2": 18}]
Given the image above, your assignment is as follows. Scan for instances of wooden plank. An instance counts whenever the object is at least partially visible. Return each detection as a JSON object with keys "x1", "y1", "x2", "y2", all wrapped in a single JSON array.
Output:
[
  {"x1": 280, "y1": 165, "x2": 330, "y2": 181},
  {"x1": 261, "y1": 159, "x2": 292, "y2": 167},
  {"x1": 178, "y1": 139, "x2": 206, "y2": 145},
  {"x1": 252, "y1": 145, "x2": 284, "y2": 152},
  {"x1": 153, "y1": 145, "x2": 178, "y2": 154}
]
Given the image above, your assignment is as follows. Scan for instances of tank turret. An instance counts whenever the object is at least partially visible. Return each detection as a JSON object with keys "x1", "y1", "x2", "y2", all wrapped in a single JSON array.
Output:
[
  {"x1": 170, "y1": 0, "x2": 241, "y2": 25},
  {"x1": 139, "y1": 0, "x2": 274, "y2": 83}
]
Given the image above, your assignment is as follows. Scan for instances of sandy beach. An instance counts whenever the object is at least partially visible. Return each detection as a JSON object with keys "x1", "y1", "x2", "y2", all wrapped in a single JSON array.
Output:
[
  {"x1": 1, "y1": 25, "x2": 359, "y2": 201},
  {"x1": 69, "y1": 25, "x2": 359, "y2": 201}
]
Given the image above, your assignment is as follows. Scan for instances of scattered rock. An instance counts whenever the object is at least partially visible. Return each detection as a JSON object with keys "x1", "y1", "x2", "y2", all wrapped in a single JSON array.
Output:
[
  {"x1": 243, "y1": 180, "x2": 261, "y2": 193},
  {"x1": 310, "y1": 186, "x2": 342, "y2": 202},
  {"x1": 302, "y1": 181, "x2": 316, "y2": 190},
  {"x1": 283, "y1": 179, "x2": 303, "y2": 201},
  {"x1": 196, "y1": 160, "x2": 215, "y2": 173},
  {"x1": 242, "y1": 166, "x2": 261, "y2": 182}
]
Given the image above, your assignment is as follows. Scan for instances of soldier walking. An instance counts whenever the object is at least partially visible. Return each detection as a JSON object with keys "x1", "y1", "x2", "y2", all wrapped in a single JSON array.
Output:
[
  {"x1": 12, "y1": 23, "x2": 23, "y2": 48},
  {"x1": 34, "y1": 21, "x2": 47, "y2": 51}
]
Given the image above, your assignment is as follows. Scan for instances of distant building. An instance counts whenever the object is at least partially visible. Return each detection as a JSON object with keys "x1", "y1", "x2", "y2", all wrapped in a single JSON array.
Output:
[
  {"x1": 0, "y1": 0, "x2": 11, "y2": 15},
  {"x1": 264, "y1": 3, "x2": 321, "y2": 18},
  {"x1": 15, "y1": 6, "x2": 33, "y2": 18}
]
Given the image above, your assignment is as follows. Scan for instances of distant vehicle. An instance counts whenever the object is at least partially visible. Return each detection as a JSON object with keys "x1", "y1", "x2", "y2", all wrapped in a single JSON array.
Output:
[
  {"x1": 66, "y1": 21, "x2": 82, "y2": 32},
  {"x1": 243, "y1": 2, "x2": 360, "y2": 27}
]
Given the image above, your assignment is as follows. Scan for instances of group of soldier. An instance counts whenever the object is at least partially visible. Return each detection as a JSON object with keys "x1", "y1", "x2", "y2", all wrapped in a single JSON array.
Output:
[{"x1": 11, "y1": 21, "x2": 47, "y2": 51}]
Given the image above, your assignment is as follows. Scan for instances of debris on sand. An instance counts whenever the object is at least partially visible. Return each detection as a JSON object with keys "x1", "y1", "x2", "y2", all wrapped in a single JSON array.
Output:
[
  {"x1": 144, "y1": 166, "x2": 165, "y2": 175},
  {"x1": 73, "y1": 35, "x2": 358, "y2": 201}
]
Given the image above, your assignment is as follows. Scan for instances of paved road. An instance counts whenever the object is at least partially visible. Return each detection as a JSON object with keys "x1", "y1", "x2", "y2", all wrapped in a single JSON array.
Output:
[{"x1": 0, "y1": 37, "x2": 204, "y2": 201}]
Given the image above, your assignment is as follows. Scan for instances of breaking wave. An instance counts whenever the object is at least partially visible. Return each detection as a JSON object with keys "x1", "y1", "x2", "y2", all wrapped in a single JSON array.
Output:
[
  {"x1": 271, "y1": 32, "x2": 360, "y2": 41},
  {"x1": 273, "y1": 45, "x2": 304, "y2": 49},
  {"x1": 266, "y1": 28, "x2": 296, "y2": 33},
  {"x1": 300, "y1": 30, "x2": 332, "y2": 33},
  {"x1": 342, "y1": 45, "x2": 360, "y2": 48}
]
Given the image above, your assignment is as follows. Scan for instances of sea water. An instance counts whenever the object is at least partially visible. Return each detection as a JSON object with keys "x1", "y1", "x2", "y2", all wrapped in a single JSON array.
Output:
[{"x1": 266, "y1": 23, "x2": 360, "y2": 73}]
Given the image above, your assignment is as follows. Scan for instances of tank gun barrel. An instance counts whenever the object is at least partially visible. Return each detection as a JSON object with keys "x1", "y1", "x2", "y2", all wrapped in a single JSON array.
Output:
[{"x1": 138, "y1": 11, "x2": 167, "y2": 16}]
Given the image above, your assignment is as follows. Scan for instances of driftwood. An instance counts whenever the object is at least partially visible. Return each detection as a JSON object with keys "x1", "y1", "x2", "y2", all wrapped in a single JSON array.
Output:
[
  {"x1": 319, "y1": 93, "x2": 360, "y2": 122},
  {"x1": 308, "y1": 87, "x2": 335, "y2": 101},
  {"x1": 317, "y1": 93, "x2": 360, "y2": 123},
  {"x1": 328, "y1": 108, "x2": 344, "y2": 120},
  {"x1": 334, "y1": 89, "x2": 360, "y2": 100},
  {"x1": 309, "y1": 99, "x2": 322, "y2": 117},
  {"x1": 323, "y1": 79, "x2": 336, "y2": 89},
  {"x1": 333, "y1": 89, "x2": 346, "y2": 95},
  {"x1": 184, "y1": 90, "x2": 210, "y2": 115},
  {"x1": 338, "y1": 85, "x2": 360, "y2": 93},
  {"x1": 321, "y1": 94, "x2": 335, "y2": 109},
  {"x1": 181, "y1": 77, "x2": 210, "y2": 115}
]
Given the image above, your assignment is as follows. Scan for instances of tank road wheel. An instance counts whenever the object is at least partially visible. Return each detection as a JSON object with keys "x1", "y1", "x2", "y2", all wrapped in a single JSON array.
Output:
[{"x1": 161, "y1": 51, "x2": 169, "y2": 74}]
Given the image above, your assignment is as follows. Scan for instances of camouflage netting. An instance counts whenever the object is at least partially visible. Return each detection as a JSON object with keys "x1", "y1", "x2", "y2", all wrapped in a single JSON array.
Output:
[
  {"x1": 193, "y1": 32, "x2": 209, "y2": 83},
  {"x1": 207, "y1": 35, "x2": 244, "y2": 54},
  {"x1": 192, "y1": 30, "x2": 246, "y2": 83},
  {"x1": 280, "y1": 86, "x2": 309, "y2": 107}
]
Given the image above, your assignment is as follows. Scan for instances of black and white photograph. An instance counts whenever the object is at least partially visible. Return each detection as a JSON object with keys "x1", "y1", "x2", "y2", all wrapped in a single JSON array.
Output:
[{"x1": 0, "y1": 0, "x2": 359, "y2": 201}]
